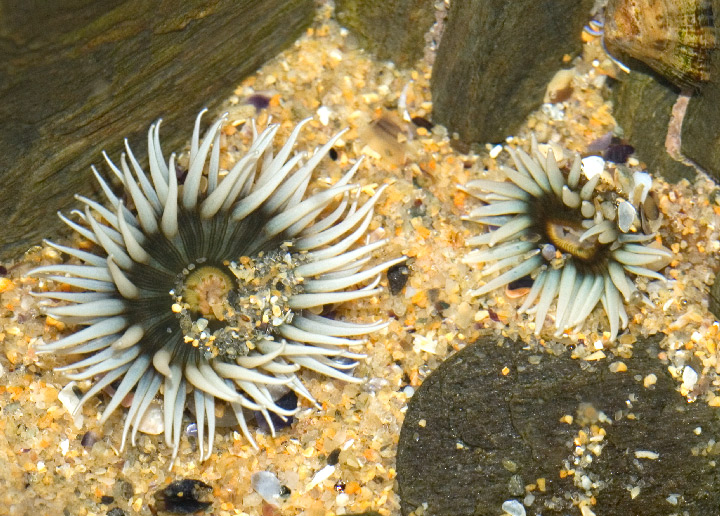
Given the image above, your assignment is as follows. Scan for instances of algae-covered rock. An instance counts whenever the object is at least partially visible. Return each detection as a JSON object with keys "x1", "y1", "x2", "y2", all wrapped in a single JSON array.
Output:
[
  {"x1": 335, "y1": 0, "x2": 435, "y2": 68},
  {"x1": 0, "y1": 0, "x2": 314, "y2": 258},
  {"x1": 430, "y1": 0, "x2": 593, "y2": 144},
  {"x1": 397, "y1": 337, "x2": 720, "y2": 515}
]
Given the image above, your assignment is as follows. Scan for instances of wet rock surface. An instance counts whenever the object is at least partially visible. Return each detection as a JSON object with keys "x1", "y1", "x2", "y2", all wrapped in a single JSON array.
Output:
[
  {"x1": 610, "y1": 71, "x2": 697, "y2": 183},
  {"x1": 0, "y1": 0, "x2": 314, "y2": 258},
  {"x1": 430, "y1": 0, "x2": 593, "y2": 144},
  {"x1": 397, "y1": 337, "x2": 720, "y2": 516},
  {"x1": 335, "y1": 0, "x2": 435, "y2": 68},
  {"x1": 682, "y1": 45, "x2": 720, "y2": 183}
]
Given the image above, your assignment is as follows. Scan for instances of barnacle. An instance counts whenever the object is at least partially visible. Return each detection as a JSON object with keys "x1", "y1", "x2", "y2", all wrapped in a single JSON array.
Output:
[{"x1": 30, "y1": 110, "x2": 403, "y2": 461}]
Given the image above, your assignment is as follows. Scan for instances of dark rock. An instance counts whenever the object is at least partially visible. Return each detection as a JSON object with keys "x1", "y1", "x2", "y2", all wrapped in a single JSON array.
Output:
[
  {"x1": 154, "y1": 479, "x2": 212, "y2": 514},
  {"x1": 682, "y1": 4, "x2": 720, "y2": 183},
  {"x1": 610, "y1": 71, "x2": 697, "y2": 182},
  {"x1": 106, "y1": 509, "x2": 126, "y2": 516},
  {"x1": 327, "y1": 447, "x2": 341, "y2": 466},
  {"x1": 0, "y1": 0, "x2": 314, "y2": 259},
  {"x1": 397, "y1": 337, "x2": 720, "y2": 516},
  {"x1": 80, "y1": 431, "x2": 99, "y2": 448},
  {"x1": 335, "y1": 0, "x2": 435, "y2": 68},
  {"x1": 603, "y1": 137, "x2": 635, "y2": 164},
  {"x1": 387, "y1": 263, "x2": 410, "y2": 295},
  {"x1": 430, "y1": 0, "x2": 594, "y2": 144}
]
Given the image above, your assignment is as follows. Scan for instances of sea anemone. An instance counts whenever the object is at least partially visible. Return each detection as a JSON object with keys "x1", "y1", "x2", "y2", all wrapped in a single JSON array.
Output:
[
  {"x1": 461, "y1": 135, "x2": 671, "y2": 341},
  {"x1": 30, "y1": 110, "x2": 403, "y2": 462}
]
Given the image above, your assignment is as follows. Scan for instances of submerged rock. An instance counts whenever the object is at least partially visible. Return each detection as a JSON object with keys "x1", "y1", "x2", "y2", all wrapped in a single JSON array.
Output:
[{"x1": 397, "y1": 337, "x2": 720, "y2": 515}]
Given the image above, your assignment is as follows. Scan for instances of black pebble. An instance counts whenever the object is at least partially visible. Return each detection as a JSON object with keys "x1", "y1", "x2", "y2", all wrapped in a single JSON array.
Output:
[
  {"x1": 106, "y1": 509, "x2": 125, "y2": 516},
  {"x1": 154, "y1": 479, "x2": 212, "y2": 514},
  {"x1": 603, "y1": 137, "x2": 634, "y2": 164},
  {"x1": 411, "y1": 116, "x2": 434, "y2": 130},
  {"x1": 80, "y1": 431, "x2": 99, "y2": 448},
  {"x1": 508, "y1": 275, "x2": 533, "y2": 290},
  {"x1": 100, "y1": 495, "x2": 114, "y2": 505},
  {"x1": 387, "y1": 263, "x2": 410, "y2": 295},
  {"x1": 327, "y1": 447, "x2": 341, "y2": 466},
  {"x1": 329, "y1": 147, "x2": 338, "y2": 160}
]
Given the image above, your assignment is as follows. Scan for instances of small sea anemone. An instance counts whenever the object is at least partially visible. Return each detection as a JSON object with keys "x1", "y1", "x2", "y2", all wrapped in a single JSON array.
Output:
[
  {"x1": 461, "y1": 136, "x2": 671, "y2": 341},
  {"x1": 30, "y1": 110, "x2": 403, "y2": 462}
]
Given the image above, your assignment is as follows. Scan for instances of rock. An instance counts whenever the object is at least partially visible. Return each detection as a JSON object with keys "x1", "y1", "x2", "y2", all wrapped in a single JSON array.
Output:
[
  {"x1": 610, "y1": 71, "x2": 697, "y2": 182},
  {"x1": 681, "y1": 24, "x2": 720, "y2": 183},
  {"x1": 0, "y1": 0, "x2": 314, "y2": 258},
  {"x1": 396, "y1": 337, "x2": 720, "y2": 516},
  {"x1": 153, "y1": 479, "x2": 212, "y2": 514},
  {"x1": 335, "y1": 0, "x2": 435, "y2": 68},
  {"x1": 430, "y1": 0, "x2": 594, "y2": 144}
]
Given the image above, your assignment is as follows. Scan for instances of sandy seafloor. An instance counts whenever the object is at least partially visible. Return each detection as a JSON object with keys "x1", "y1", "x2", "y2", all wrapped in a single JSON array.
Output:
[{"x1": 3, "y1": 4, "x2": 720, "y2": 516}]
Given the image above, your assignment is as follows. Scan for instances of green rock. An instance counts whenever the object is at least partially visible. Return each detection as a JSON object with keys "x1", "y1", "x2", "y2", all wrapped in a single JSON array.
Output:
[
  {"x1": 681, "y1": 2, "x2": 720, "y2": 184},
  {"x1": 430, "y1": 0, "x2": 593, "y2": 144},
  {"x1": 611, "y1": 71, "x2": 697, "y2": 183},
  {"x1": 397, "y1": 337, "x2": 720, "y2": 515},
  {"x1": 335, "y1": 0, "x2": 435, "y2": 68},
  {"x1": 0, "y1": 0, "x2": 314, "y2": 258}
]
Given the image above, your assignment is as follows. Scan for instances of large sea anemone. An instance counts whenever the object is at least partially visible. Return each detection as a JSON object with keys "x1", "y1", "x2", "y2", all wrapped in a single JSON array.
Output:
[
  {"x1": 31, "y1": 110, "x2": 403, "y2": 462},
  {"x1": 462, "y1": 136, "x2": 671, "y2": 341}
]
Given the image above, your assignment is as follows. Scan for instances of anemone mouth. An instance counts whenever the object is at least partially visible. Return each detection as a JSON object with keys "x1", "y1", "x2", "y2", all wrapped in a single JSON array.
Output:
[
  {"x1": 180, "y1": 264, "x2": 235, "y2": 321},
  {"x1": 30, "y1": 111, "x2": 405, "y2": 463},
  {"x1": 527, "y1": 193, "x2": 609, "y2": 270},
  {"x1": 462, "y1": 135, "x2": 671, "y2": 341}
]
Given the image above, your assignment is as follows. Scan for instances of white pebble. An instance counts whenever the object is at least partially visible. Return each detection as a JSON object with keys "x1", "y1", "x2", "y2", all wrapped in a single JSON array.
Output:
[
  {"x1": 682, "y1": 366, "x2": 698, "y2": 391},
  {"x1": 251, "y1": 471, "x2": 284, "y2": 507},
  {"x1": 317, "y1": 106, "x2": 331, "y2": 126},
  {"x1": 335, "y1": 493, "x2": 350, "y2": 506},
  {"x1": 502, "y1": 499, "x2": 526, "y2": 516},
  {"x1": 137, "y1": 402, "x2": 164, "y2": 435},
  {"x1": 581, "y1": 155, "x2": 605, "y2": 179},
  {"x1": 58, "y1": 381, "x2": 84, "y2": 429},
  {"x1": 489, "y1": 144, "x2": 503, "y2": 159}
]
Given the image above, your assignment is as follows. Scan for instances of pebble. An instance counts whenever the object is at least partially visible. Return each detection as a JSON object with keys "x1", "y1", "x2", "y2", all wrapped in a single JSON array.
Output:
[
  {"x1": 502, "y1": 499, "x2": 526, "y2": 516},
  {"x1": 581, "y1": 155, "x2": 605, "y2": 179},
  {"x1": 544, "y1": 68, "x2": 574, "y2": 103},
  {"x1": 251, "y1": 471, "x2": 284, "y2": 507},
  {"x1": 682, "y1": 366, "x2": 699, "y2": 391},
  {"x1": 137, "y1": 402, "x2": 164, "y2": 435},
  {"x1": 57, "y1": 381, "x2": 84, "y2": 429},
  {"x1": 387, "y1": 263, "x2": 410, "y2": 295},
  {"x1": 617, "y1": 201, "x2": 637, "y2": 233}
]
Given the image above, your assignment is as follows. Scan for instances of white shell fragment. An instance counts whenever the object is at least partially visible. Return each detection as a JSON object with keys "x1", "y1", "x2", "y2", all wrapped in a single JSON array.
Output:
[
  {"x1": 137, "y1": 402, "x2": 164, "y2": 435},
  {"x1": 251, "y1": 471, "x2": 285, "y2": 507},
  {"x1": 631, "y1": 171, "x2": 652, "y2": 205},
  {"x1": 305, "y1": 464, "x2": 336, "y2": 492},
  {"x1": 616, "y1": 200, "x2": 637, "y2": 233},
  {"x1": 58, "y1": 381, "x2": 84, "y2": 429},
  {"x1": 581, "y1": 155, "x2": 605, "y2": 179}
]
